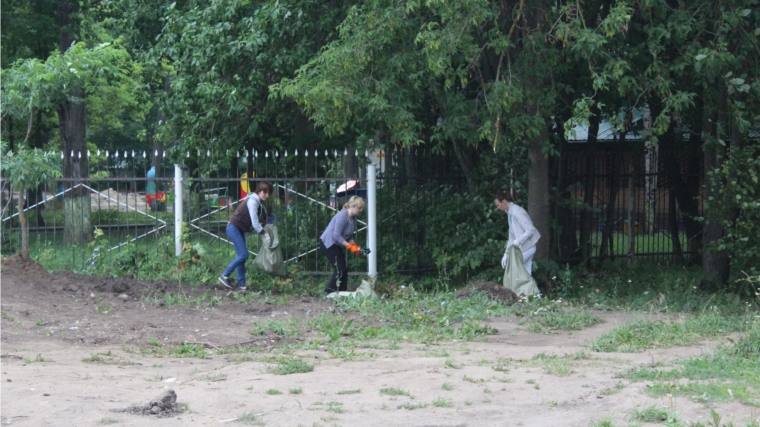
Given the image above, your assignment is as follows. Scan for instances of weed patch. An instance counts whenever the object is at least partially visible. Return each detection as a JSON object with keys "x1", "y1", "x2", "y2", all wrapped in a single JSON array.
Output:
[
  {"x1": 237, "y1": 410, "x2": 265, "y2": 425},
  {"x1": 380, "y1": 387, "x2": 411, "y2": 397},
  {"x1": 432, "y1": 397, "x2": 452, "y2": 407},
  {"x1": 397, "y1": 402, "x2": 427, "y2": 410},
  {"x1": 169, "y1": 343, "x2": 207, "y2": 359},
  {"x1": 625, "y1": 340, "x2": 760, "y2": 405},
  {"x1": 590, "y1": 313, "x2": 752, "y2": 353},
  {"x1": 82, "y1": 351, "x2": 135, "y2": 365},
  {"x1": 268, "y1": 359, "x2": 314, "y2": 375}
]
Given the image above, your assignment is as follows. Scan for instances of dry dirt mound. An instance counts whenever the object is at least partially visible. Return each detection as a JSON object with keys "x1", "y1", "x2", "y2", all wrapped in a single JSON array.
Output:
[
  {"x1": 454, "y1": 280, "x2": 520, "y2": 305},
  {"x1": 1, "y1": 254, "x2": 174, "y2": 297},
  {"x1": 1, "y1": 255, "x2": 330, "y2": 348},
  {"x1": 1, "y1": 254, "x2": 49, "y2": 276}
]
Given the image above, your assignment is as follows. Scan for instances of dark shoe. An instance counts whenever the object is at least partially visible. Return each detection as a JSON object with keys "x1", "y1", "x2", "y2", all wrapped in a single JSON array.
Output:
[
  {"x1": 218, "y1": 275, "x2": 233, "y2": 289},
  {"x1": 236, "y1": 286, "x2": 247, "y2": 292}
]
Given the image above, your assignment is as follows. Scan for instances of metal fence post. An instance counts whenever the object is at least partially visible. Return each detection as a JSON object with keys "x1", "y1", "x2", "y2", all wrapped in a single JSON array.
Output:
[
  {"x1": 175, "y1": 164, "x2": 183, "y2": 257},
  {"x1": 367, "y1": 161, "x2": 377, "y2": 278}
]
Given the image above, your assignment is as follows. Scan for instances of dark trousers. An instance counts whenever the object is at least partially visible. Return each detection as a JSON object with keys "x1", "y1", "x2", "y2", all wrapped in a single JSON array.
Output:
[{"x1": 320, "y1": 241, "x2": 347, "y2": 293}]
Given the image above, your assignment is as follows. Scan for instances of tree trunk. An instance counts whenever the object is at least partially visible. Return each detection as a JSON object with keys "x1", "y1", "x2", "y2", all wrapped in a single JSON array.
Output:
[
  {"x1": 662, "y1": 127, "x2": 702, "y2": 265},
  {"x1": 58, "y1": 0, "x2": 92, "y2": 245},
  {"x1": 701, "y1": 86, "x2": 729, "y2": 286},
  {"x1": 682, "y1": 136, "x2": 703, "y2": 263},
  {"x1": 553, "y1": 130, "x2": 579, "y2": 260},
  {"x1": 8, "y1": 118, "x2": 14, "y2": 154},
  {"x1": 600, "y1": 133, "x2": 623, "y2": 261},
  {"x1": 58, "y1": 89, "x2": 92, "y2": 245},
  {"x1": 526, "y1": 117, "x2": 551, "y2": 260},
  {"x1": 32, "y1": 108, "x2": 47, "y2": 227},
  {"x1": 668, "y1": 190, "x2": 683, "y2": 263},
  {"x1": 579, "y1": 106, "x2": 601, "y2": 264},
  {"x1": 18, "y1": 186, "x2": 29, "y2": 259},
  {"x1": 643, "y1": 107, "x2": 658, "y2": 235},
  {"x1": 452, "y1": 141, "x2": 477, "y2": 195}
]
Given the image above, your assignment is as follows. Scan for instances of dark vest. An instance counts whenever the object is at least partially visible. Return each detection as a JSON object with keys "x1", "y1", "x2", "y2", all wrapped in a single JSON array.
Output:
[{"x1": 229, "y1": 198, "x2": 264, "y2": 233}]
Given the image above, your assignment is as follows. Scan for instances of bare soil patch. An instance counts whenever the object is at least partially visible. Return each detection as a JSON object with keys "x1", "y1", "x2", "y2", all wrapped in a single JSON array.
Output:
[
  {"x1": 2, "y1": 256, "x2": 757, "y2": 427},
  {"x1": 1, "y1": 254, "x2": 330, "y2": 349}
]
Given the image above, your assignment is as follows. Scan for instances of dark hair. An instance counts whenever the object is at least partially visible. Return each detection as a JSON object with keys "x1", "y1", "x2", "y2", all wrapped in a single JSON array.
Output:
[
  {"x1": 255, "y1": 181, "x2": 273, "y2": 195},
  {"x1": 494, "y1": 191, "x2": 513, "y2": 203}
]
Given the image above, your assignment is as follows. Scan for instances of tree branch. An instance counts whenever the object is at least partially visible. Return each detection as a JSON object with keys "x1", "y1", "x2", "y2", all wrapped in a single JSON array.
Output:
[{"x1": 22, "y1": 108, "x2": 35, "y2": 145}]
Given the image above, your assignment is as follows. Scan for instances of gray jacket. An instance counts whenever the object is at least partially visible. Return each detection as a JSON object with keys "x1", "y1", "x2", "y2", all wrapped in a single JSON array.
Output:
[
  {"x1": 505, "y1": 203, "x2": 540, "y2": 252},
  {"x1": 320, "y1": 210, "x2": 355, "y2": 249}
]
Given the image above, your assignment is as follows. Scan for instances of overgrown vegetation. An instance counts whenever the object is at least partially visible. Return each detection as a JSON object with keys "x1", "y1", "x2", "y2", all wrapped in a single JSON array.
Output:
[
  {"x1": 590, "y1": 313, "x2": 754, "y2": 353},
  {"x1": 622, "y1": 323, "x2": 760, "y2": 406}
]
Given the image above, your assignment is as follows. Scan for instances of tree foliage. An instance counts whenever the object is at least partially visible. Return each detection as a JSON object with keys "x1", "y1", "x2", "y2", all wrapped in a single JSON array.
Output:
[
  {"x1": 2, "y1": 41, "x2": 147, "y2": 126},
  {"x1": 151, "y1": 0, "x2": 353, "y2": 153},
  {"x1": 0, "y1": 143, "x2": 62, "y2": 258}
]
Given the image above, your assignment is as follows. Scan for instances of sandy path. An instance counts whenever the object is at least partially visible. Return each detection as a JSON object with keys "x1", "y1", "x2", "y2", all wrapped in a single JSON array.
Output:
[{"x1": 2, "y1": 312, "x2": 756, "y2": 427}]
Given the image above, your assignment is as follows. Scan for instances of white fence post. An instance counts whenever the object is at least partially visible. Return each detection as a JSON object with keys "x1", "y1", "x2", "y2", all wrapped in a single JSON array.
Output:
[
  {"x1": 175, "y1": 164, "x2": 183, "y2": 257},
  {"x1": 367, "y1": 161, "x2": 377, "y2": 279}
]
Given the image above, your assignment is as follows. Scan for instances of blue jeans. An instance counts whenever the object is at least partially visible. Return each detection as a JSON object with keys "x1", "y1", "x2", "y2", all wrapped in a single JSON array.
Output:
[{"x1": 222, "y1": 223, "x2": 248, "y2": 289}]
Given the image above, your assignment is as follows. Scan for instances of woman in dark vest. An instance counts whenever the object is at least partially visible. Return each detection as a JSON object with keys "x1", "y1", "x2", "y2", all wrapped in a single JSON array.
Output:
[{"x1": 218, "y1": 181, "x2": 273, "y2": 291}]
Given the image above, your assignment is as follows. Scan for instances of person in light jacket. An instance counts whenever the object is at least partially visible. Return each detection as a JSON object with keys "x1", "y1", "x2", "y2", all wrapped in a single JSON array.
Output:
[
  {"x1": 218, "y1": 181, "x2": 273, "y2": 292},
  {"x1": 320, "y1": 196, "x2": 367, "y2": 294},
  {"x1": 494, "y1": 191, "x2": 540, "y2": 274}
]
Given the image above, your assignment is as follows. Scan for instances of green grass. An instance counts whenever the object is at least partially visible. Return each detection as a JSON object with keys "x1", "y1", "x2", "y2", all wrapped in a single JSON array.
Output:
[
  {"x1": 527, "y1": 351, "x2": 591, "y2": 376},
  {"x1": 397, "y1": 402, "x2": 427, "y2": 410},
  {"x1": 325, "y1": 401, "x2": 345, "y2": 413},
  {"x1": 169, "y1": 343, "x2": 208, "y2": 358},
  {"x1": 432, "y1": 397, "x2": 452, "y2": 407},
  {"x1": 588, "y1": 414, "x2": 618, "y2": 427},
  {"x1": 380, "y1": 387, "x2": 411, "y2": 397},
  {"x1": 623, "y1": 325, "x2": 760, "y2": 406},
  {"x1": 626, "y1": 405, "x2": 668, "y2": 423},
  {"x1": 266, "y1": 389, "x2": 282, "y2": 395},
  {"x1": 491, "y1": 357, "x2": 510, "y2": 372},
  {"x1": 336, "y1": 389, "x2": 361, "y2": 395},
  {"x1": 599, "y1": 381, "x2": 626, "y2": 395},
  {"x1": 237, "y1": 410, "x2": 266, "y2": 425},
  {"x1": 289, "y1": 387, "x2": 302, "y2": 394},
  {"x1": 267, "y1": 359, "x2": 314, "y2": 375},
  {"x1": 589, "y1": 313, "x2": 753, "y2": 353},
  {"x1": 82, "y1": 351, "x2": 134, "y2": 365},
  {"x1": 444, "y1": 358, "x2": 462, "y2": 369},
  {"x1": 202, "y1": 372, "x2": 226, "y2": 381}
]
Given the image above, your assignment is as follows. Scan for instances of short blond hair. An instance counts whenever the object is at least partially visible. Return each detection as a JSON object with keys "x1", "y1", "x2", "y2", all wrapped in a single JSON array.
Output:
[{"x1": 342, "y1": 196, "x2": 365, "y2": 210}]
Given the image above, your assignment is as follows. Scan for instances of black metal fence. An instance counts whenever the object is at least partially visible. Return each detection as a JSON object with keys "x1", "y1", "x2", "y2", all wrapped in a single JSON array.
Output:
[
  {"x1": 1, "y1": 142, "x2": 705, "y2": 277},
  {"x1": 551, "y1": 142, "x2": 704, "y2": 264},
  {"x1": 1, "y1": 146, "x2": 465, "y2": 277}
]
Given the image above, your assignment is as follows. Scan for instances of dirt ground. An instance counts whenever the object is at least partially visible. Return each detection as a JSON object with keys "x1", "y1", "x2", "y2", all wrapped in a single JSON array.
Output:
[{"x1": 1, "y1": 255, "x2": 757, "y2": 427}]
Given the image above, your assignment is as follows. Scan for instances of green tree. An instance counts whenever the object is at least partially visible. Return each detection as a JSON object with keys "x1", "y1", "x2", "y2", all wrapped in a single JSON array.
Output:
[
  {"x1": 271, "y1": 0, "x2": 630, "y2": 259},
  {"x1": 0, "y1": 143, "x2": 62, "y2": 258},
  {"x1": 150, "y1": 0, "x2": 354, "y2": 167},
  {"x1": 556, "y1": 0, "x2": 759, "y2": 283},
  {"x1": 2, "y1": 40, "x2": 144, "y2": 243}
]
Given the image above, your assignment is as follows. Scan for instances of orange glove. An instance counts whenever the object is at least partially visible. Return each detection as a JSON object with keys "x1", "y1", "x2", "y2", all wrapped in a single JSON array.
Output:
[{"x1": 346, "y1": 243, "x2": 362, "y2": 255}]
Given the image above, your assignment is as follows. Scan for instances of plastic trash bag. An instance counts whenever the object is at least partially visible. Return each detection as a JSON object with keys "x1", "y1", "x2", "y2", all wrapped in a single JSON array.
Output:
[
  {"x1": 502, "y1": 245, "x2": 539, "y2": 297},
  {"x1": 252, "y1": 224, "x2": 286, "y2": 277},
  {"x1": 326, "y1": 280, "x2": 379, "y2": 300}
]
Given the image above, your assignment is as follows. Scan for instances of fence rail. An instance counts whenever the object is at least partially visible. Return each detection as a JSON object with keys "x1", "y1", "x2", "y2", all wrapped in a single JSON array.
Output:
[
  {"x1": 2, "y1": 141, "x2": 705, "y2": 282},
  {"x1": 1, "y1": 146, "x2": 466, "y2": 281}
]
